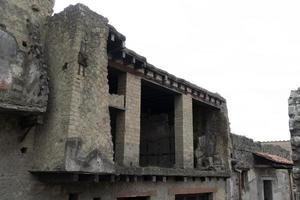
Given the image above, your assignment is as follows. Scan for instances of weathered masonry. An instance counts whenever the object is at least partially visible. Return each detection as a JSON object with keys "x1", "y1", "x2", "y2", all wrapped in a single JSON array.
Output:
[
  {"x1": 0, "y1": 1, "x2": 232, "y2": 200},
  {"x1": 230, "y1": 134, "x2": 293, "y2": 200},
  {"x1": 289, "y1": 88, "x2": 300, "y2": 200}
]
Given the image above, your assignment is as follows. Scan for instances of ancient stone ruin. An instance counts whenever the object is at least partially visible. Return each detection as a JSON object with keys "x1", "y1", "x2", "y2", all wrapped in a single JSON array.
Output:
[{"x1": 0, "y1": 1, "x2": 295, "y2": 200}]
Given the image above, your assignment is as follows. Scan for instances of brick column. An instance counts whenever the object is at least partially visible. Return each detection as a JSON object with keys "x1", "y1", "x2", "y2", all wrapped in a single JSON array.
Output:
[
  {"x1": 174, "y1": 94, "x2": 194, "y2": 169},
  {"x1": 115, "y1": 72, "x2": 141, "y2": 166}
]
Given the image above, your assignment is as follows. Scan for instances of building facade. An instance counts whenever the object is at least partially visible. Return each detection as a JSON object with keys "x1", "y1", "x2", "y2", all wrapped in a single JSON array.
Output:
[
  {"x1": 230, "y1": 134, "x2": 293, "y2": 200},
  {"x1": 0, "y1": 1, "x2": 294, "y2": 200},
  {"x1": 0, "y1": 1, "x2": 231, "y2": 200}
]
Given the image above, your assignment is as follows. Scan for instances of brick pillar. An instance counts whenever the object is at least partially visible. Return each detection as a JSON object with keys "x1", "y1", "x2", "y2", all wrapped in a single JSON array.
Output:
[
  {"x1": 174, "y1": 94, "x2": 194, "y2": 169},
  {"x1": 115, "y1": 72, "x2": 141, "y2": 166}
]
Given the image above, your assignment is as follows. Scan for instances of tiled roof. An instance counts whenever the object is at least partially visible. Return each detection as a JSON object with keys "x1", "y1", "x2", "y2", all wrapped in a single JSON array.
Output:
[{"x1": 254, "y1": 152, "x2": 293, "y2": 165}]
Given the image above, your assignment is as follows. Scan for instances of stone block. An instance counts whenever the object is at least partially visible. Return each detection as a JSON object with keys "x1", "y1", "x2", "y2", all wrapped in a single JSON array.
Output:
[{"x1": 109, "y1": 94, "x2": 125, "y2": 109}]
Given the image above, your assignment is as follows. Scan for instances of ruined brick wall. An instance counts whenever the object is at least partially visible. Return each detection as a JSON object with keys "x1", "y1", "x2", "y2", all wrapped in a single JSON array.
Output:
[
  {"x1": 230, "y1": 134, "x2": 292, "y2": 200},
  {"x1": 261, "y1": 143, "x2": 291, "y2": 159},
  {"x1": 33, "y1": 4, "x2": 114, "y2": 173},
  {"x1": 0, "y1": 115, "x2": 69, "y2": 200},
  {"x1": 193, "y1": 103, "x2": 232, "y2": 171},
  {"x1": 231, "y1": 134, "x2": 291, "y2": 168},
  {"x1": 211, "y1": 103, "x2": 232, "y2": 171},
  {"x1": 231, "y1": 134, "x2": 261, "y2": 169},
  {"x1": 261, "y1": 141, "x2": 292, "y2": 156},
  {"x1": 0, "y1": 1, "x2": 233, "y2": 199},
  {"x1": 0, "y1": 0, "x2": 53, "y2": 112},
  {"x1": 289, "y1": 88, "x2": 300, "y2": 199}
]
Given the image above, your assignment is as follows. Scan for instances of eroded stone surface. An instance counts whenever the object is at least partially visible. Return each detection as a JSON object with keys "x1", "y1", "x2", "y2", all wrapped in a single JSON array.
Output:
[
  {"x1": 289, "y1": 88, "x2": 300, "y2": 199},
  {"x1": 0, "y1": 0, "x2": 52, "y2": 113}
]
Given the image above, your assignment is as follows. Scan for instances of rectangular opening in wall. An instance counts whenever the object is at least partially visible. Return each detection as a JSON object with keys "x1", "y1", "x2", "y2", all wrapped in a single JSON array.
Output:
[
  {"x1": 108, "y1": 67, "x2": 122, "y2": 95},
  {"x1": 108, "y1": 66, "x2": 126, "y2": 109},
  {"x1": 109, "y1": 107, "x2": 123, "y2": 162},
  {"x1": 241, "y1": 170, "x2": 248, "y2": 190},
  {"x1": 263, "y1": 180, "x2": 273, "y2": 200},
  {"x1": 175, "y1": 193, "x2": 212, "y2": 200},
  {"x1": 93, "y1": 198, "x2": 101, "y2": 200},
  {"x1": 192, "y1": 99, "x2": 221, "y2": 169},
  {"x1": 140, "y1": 80, "x2": 177, "y2": 168},
  {"x1": 117, "y1": 197, "x2": 150, "y2": 200},
  {"x1": 69, "y1": 193, "x2": 79, "y2": 200}
]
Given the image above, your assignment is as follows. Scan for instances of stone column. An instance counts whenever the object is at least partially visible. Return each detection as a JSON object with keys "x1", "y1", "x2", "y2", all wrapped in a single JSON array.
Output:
[
  {"x1": 115, "y1": 72, "x2": 141, "y2": 167},
  {"x1": 174, "y1": 94, "x2": 194, "y2": 169},
  {"x1": 34, "y1": 4, "x2": 115, "y2": 173},
  {"x1": 289, "y1": 88, "x2": 300, "y2": 199}
]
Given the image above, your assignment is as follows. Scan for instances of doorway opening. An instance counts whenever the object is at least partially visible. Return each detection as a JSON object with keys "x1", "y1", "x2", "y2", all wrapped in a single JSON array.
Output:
[{"x1": 263, "y1": 180, "x2": 273, "y2": 200}]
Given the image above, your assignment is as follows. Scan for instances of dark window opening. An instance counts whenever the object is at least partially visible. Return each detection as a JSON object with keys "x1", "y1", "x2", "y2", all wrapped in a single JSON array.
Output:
[
  {"x1": 93, "y1": 198, "x2": 101, "y2": 200},
  {"x1": 108, "y1": 67, "x2": 124, "y2": 95},
  {"x1": 140, "y1": 80, "x2": 176, "y2": 168},
  {"x1": 192, "y1": 100, "x2": 219, "y2": 169},
  {"x1": 69, "y1": 193, "x2": 79, "y2": 200},
  {"x1": 175, "y1": 193, "x2": 212, "y2": 200},
  {"x1": 263, "y1": 180, "x2": 273, "y2": 200}
]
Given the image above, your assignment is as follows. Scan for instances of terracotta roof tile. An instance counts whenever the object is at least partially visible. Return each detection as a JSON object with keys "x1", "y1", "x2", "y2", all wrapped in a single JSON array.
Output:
[{"x1": 254, "y1": 152, "x2": 293, "y2": 165}]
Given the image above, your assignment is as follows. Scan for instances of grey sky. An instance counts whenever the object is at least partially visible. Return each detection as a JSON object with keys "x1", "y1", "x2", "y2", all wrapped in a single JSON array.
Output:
[{"x1": 54, "y1": 0, "x2": 300, "y2": 141}]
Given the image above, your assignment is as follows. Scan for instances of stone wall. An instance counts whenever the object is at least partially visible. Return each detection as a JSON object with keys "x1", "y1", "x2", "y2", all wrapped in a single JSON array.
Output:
[
  {"x1": 231, "y1": 134, "x2": 291, "y2": 168},
  {"x1": 0, "y1": 114, "x2": 228, "y2": 200},
  {"x1": 230, "y1": 134, "x2": 292, "y2": 200},
  {"x1": 193, "y1": 102, "x2": 231, "y2": 171},
  {"x1": 229, "y1": 168, "x2": 291, "y2": 200},
  {"x1": 261, "y1": 141, "x2": 292, "y2": 157},
  {"x1": 0, "y1": 0, "x2": 53, "y2": 112},
  {"x1": 58, "y1": 178, "x2": 227, "y2": 200},
  {"x1": 114, "y1": 72, "x2": 141, "y2": 167},
  {"x1": 33, "y1": 4, "x2": 114, "y2": 173},
  {"x1": 0, "y1": 1, "x2": 233, "y2": 199},
  {"x1": 0, "y1": 115, "x2": 66, "y2": 200},
  {"x1": 289, "y1": 88, "x2": 300, "y2": 199},
  {"x1": 140, "y1": 113, "x2": 175, "y2": 167}
]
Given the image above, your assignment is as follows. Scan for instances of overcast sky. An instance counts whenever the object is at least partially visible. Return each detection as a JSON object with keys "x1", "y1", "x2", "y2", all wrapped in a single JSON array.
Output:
[{"x1": 54, "y1": 0, "x2": 300, "y2": 141}]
